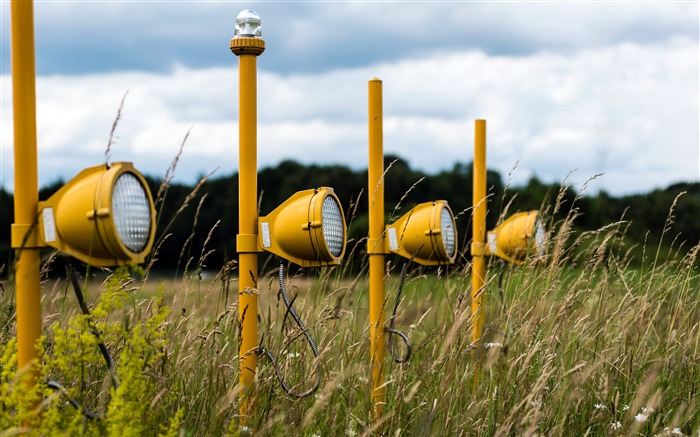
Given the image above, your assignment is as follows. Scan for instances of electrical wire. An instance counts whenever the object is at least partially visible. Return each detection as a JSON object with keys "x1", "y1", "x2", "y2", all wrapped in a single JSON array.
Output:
[
  {"x1": 45, "y1": 380, "x2": 103, "y2": 421},
  {"x1": 257, "y1": 263, "x2": 321, "y2": 398},
  {"x1": 44, "y1": 266, "x2": 118, "y2": 420},
  {"x1": 67, "y1": 267, "x2": 118, "y2": 388},
  {"x1": 386, "y1": 263, "x2": 412, "y2": 363}
]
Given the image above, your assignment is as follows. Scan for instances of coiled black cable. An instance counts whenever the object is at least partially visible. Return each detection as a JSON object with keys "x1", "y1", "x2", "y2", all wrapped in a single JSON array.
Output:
[
  {"x1": 257, "y1": 263, "x2": 321, "y2": 398},
  {"x1": 386, "y1": 263, "x2": 412, "y2": 363}
]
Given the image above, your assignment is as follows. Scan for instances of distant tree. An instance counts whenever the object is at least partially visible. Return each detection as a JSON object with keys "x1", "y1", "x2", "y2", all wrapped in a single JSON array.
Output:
[
  {"x1": 0, "y1": 187, "x2": 13, "y2": 270},
  {"x1": 0, "y1": 164, "x2": 698, "y2": 275}
]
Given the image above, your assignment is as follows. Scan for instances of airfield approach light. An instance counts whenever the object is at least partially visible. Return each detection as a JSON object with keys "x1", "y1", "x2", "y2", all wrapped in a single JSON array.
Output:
[
  {"x1": 486, "y1": 210, "x2": 545, "y2": 265},
  {"x1": 37, "y1": 162, "x2": 156, "y2": 267},
  {"x1": 259, "y1": 187, "x2": 347, "y2": 267},
  {"x1": 386, "y1": 200, "x2": 457, "y2": 266}
]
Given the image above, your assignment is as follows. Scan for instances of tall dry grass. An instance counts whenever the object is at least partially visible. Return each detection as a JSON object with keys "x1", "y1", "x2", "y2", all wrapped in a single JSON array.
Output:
[
  {"x1": 4, "y1": 184, "x2": 697, "y2": 436},
  {"x1": 1, "y1": 126, "x2": 698, "y2": 435}
]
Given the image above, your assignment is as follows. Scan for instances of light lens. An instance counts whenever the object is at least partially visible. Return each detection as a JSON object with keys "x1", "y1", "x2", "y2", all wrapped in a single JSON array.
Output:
[
  {"x1": 440, "y1": 206, "x2": 456, "y2": 257},
  {"x1": 322, "y1": 196, "x2": 344, "y2": 257},
  {"x1": 113, "y1": 172, "x2": 152, "y2": 253},
  {"x1": 235, "y1": 9, "x2": 262, "y2": 37}
]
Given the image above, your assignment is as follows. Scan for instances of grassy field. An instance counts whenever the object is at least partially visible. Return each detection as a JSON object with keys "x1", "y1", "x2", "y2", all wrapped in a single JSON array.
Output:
[{"x1": 1, "y1": 214, "x2": 699, "y2": 436}]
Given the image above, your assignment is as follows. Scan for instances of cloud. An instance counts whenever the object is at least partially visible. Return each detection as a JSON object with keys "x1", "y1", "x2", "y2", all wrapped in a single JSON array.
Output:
[
  {"x1": 1, "y1": 2, "x2": 696, "y2": 75},
  {"x1": 1, "y1": 35, "x2": 697, "y2": 197}
]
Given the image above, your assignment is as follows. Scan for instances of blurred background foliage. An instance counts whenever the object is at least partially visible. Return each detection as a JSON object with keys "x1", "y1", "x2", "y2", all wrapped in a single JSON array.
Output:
[{"x1": 1, "y1": 155, "x2": 698, "y2": 275}]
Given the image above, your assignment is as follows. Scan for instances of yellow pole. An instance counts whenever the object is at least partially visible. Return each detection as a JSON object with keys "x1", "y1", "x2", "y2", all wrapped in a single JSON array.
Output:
[
  {"x1": 231, "y1": 33, "x2": 265, "y2": 422},
  {"x1": 471, "y1": 119, "x2": 487, "y2": 390},
  {"x1": 10, "y1": 0, "x2": 43, "y2": 397},
  {"x1": 368, "y1": 78, "x2": 387, "y2": 417}
]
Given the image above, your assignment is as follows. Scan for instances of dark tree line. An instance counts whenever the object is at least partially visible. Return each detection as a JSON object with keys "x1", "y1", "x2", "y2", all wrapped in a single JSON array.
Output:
[{"x1": 1, "y1": 156, "x2": 698, "y2": 275}]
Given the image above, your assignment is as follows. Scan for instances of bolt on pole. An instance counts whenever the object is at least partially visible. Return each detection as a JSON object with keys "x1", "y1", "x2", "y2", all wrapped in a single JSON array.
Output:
[
  {"x1": 368, "y1": 78, "x2": 387, "y2": 418},
  {"x1": 471, "y1": 119, "x2": 487, "y2": 390},
  {"x1": 10, "y1": 0, "x2": 43, "y2": 401},
  {"x1": 230, "y1": 9, "x2": 265, "y2": 423}
]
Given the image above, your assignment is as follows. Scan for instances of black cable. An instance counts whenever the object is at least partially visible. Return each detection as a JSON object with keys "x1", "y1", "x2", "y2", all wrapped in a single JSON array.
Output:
[
  {"x1": 45, "y1": 267, "x2": 119, "y2": 420},
  {"x1": 46, "y1": 380, "x2": 103, "y2": 421},
  {"x1": 67, "y1": 267, "x2": 118, "y2": 388},
  {"x1": 386, "y1": 263, "x2": 412, "y2": 363},
  {"x1": 277, "y1": 264, "x2": 319, "y2": 358},
  {"x1": 257, "y1": 263, "x2": 321, "y2": 398}
]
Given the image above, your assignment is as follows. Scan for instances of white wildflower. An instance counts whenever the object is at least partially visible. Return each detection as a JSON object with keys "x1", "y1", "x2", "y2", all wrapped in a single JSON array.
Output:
[
  {"x1": 594, "y1": 403, "x2": 606, "y2": 410},
  {"x1": 345, "y1": 428, "x2": 357, "y2": 437},
  {"x1": 671, "y1": 428, "x2": 683, "y2": 436},
  {"x1": 610, "y1": 421, "x2": 622, "y2": 430},
  {"x1": 642, "y1": 406, "x2": 655, "y2": 414},
  {"x1": 622, "y1": 404, "x2": 630, "y2": 411},
  {"x1": 358, "y1": 376, "x2": 368, "y2": 383},
  {"x1": 314, "y1": 393, "x2": 324, "y2": 401},
  {"x1": 634, "y1": 413, "x2": 648, "y2": 423},
  {"x1": 485, "y1": 342, "x2": 503, "y2": 349},
  {"x1": 288, "y1": 352, "x2": 300, "y2": 358}
]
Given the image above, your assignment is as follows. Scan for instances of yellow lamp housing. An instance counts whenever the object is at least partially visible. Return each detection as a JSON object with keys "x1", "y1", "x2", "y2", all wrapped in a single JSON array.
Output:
[
  {"x1": 385, "y1": 200, "x2": 458, "y2": 266},
  {"x1": 258, "y1": 187, "x2": 347, "y2": 267},
  {"x1": 38, "y1": 162, "x2": 156, "y2": 267},
  {"x1": 486, "y1": 210, "x2": 545, "y2": 265}
]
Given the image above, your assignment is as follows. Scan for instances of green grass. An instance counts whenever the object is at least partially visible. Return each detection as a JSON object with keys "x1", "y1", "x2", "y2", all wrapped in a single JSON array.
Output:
[{"x1": 1, "y1": 218, "x2": 699, "y2": 436}]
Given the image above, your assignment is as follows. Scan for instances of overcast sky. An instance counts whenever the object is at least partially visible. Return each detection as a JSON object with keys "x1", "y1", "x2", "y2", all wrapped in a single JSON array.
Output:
[{"x1": 1, "y1": 1, "x2": 698, "y2": 196}]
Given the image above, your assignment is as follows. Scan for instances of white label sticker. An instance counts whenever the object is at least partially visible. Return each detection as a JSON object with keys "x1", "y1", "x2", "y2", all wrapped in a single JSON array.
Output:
[
  {"x1": 261, "y1": 222, "x2": 271, "y2": 248},
  {"x1": 388, "y1": 227, "x2": 399, "y2": 251},
  {"x1": 42, "y1": 207, "x2": 57, "y2": 243},
  {"x1": 488, "y1": 233, "x2": 497, "y2": 254}
]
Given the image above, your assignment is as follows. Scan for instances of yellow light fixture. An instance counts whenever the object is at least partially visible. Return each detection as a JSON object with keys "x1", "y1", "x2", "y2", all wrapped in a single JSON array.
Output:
[
  {"x1": 258, "y1": 187, "x2": 347, "y2": 267},
  {"x1": 37, "y1": 162, "x2": 156, "y2": 267},
  {"x1": 385, "y1": 200, "x2": 457, "y2": 266},
  {"x1": 486, "y1": 210, "x2": 545, "y2": 264}
]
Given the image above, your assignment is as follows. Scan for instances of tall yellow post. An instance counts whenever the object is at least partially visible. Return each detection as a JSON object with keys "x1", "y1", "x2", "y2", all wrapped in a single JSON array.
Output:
[
  {"x1": 367, "y1": 78, "x2": 387, "y2": 417},
  {"x1": 10, "y1": 0, "x2": 43, "y2": 396},
  {"x1": 471, "y1": 120, "x2": 487, "y2": 389},
  {"x1": 230, "y1": 12, "x2": 265, "y2": 422}
]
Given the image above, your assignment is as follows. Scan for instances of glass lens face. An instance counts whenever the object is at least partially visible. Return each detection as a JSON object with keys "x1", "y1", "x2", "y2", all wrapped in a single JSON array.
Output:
[
  {"x1": 112, "y1": 172, "x2": 152, "y2": 253},
  {"x1": 440, "y1": 207, "x2": 456, "y2": 257},
  {"x1": 321, "y1": 196, "x2": 344, "y2": 257}
]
